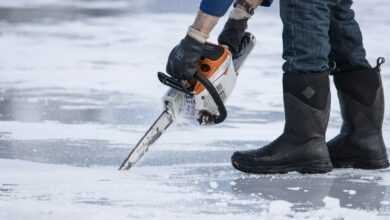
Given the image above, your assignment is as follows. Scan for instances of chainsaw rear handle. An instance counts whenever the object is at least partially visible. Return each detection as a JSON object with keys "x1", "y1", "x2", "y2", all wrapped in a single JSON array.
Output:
[{"x1": 157, "y1": 72, "x2": 227, "y2": 124}]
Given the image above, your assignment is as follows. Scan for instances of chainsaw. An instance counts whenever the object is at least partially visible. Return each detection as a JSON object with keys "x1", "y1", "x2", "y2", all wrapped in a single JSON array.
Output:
[{"x1": 119, "y1": 33, "x2": 256, "y2": 170}]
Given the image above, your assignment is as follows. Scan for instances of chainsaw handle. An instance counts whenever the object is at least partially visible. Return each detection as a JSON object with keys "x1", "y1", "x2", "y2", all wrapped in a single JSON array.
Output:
[
  {"x1": 194, "y1": 72, "x2": 227, "y2": 124},
  {"x1": 157, "y1": 72, "x2": 192, "y2": 95}
]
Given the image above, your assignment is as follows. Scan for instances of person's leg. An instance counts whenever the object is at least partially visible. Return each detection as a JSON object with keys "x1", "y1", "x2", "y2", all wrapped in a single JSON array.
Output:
[
  {"x1": 327, "y1": 0, "x2": 389, "y2": 169},
  {"x1": 328, "y1": 0, "x2": 370, "y2": 72},
  {"x1": 231, "y1": 0, "x2": 333, "y2": 174},
  {"x1": 281, "y1": 0, "x2": 332, "y2": 74}
]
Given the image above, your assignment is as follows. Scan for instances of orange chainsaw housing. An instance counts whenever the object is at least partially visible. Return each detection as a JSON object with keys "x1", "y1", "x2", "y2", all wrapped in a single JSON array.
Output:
[{"x1": 194, "y1": 44, "x2": 232, "y2": 95}]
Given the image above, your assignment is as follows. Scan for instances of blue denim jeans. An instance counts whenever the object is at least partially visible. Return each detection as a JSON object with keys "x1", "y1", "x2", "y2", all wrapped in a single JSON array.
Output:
[{"x1": 280, "y1": 0, "x2": 371, "y2": 74}]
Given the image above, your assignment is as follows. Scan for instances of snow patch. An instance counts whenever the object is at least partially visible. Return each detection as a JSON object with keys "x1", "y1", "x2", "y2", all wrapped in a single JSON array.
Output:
[
  {"x1": 287, "y1": 187, "x2": 301, "y2": 191},
  {"x1": 209, "y1": 181, "x2": 219, "y2": 189},
  {"x1": 343, "y1": 189, "x2": 357, "y2": 196}
]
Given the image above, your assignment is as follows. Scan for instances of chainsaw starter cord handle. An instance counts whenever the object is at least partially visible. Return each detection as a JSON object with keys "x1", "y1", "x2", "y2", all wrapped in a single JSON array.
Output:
[{"x1": 194, "y1": 72, "x2": 227, "y2": 124}]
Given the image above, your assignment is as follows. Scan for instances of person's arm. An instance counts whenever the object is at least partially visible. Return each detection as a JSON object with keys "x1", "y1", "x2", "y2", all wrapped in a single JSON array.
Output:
[
  {"x1": 166, "y1": 1, "x2": 235, "y2": 80},
  {"x1": 189, "y1": 0, "x2": 234, "y2": 42},
  {"x1": 188, "y1": 11, "x2": 219, "y2": 44},
  {"x1": 191, "y1": 0, "x2": 265, "y2": 39},
  {"x1": 166, "y1": 0, "x2": 271, "y2": 80}
]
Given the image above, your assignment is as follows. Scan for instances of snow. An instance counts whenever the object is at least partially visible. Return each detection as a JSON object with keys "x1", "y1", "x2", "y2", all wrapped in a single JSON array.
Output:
[
  {"x1": 287, "y1": 187, "x2": 301, "y2": 191},
  {"x1": 1, "y1": 0, "x2": 390, "y2": 219},
  {"x1": 209, "y1": 181, "x2": 219, "y2": 189},
  {"x1": 343, "y1": 190, "x2": 357, "y2": 196},
  {"x1": 381, "y1": 201, "x2": 390, "y2": 205}
]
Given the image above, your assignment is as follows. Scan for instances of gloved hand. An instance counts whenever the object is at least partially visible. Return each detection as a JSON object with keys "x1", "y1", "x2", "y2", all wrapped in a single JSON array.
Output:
[
  {"x1": 218, "y1": 18, "x2": 248, "y2": 57},
  {"x1": 166, "y1": 35, "x2": 205, "y2": 81}
]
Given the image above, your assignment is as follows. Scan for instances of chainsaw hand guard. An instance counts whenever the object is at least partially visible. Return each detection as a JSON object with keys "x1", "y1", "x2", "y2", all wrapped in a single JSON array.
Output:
[
  {"x1": 158, "y1": 72, "x2": 193, "y2": 95},
  {"x1": 193, "y1": 72, "x2": 227, "y2": 124}
]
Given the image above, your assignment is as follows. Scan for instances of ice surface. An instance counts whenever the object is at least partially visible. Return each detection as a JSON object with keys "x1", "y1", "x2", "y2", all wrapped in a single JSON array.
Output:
[{"x1": 1, "y1": 0, "x2": 390, "y2": 219}]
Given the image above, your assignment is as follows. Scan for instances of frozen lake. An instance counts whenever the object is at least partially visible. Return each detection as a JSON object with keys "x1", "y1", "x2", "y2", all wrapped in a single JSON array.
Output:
[{"x1": 1, "y1": 0, "x2": 390, "y2": 219}]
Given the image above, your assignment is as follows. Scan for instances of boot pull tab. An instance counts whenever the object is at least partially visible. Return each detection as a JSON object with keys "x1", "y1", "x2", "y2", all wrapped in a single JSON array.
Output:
[{"x1": 376, "y1": 57, "x2": 386, "y2": 71}]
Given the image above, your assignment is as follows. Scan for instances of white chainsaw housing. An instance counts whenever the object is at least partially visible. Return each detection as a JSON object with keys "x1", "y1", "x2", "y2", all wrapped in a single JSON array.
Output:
[{"x1": 163, "y1": 45, "x2": 237, "y2": 125}]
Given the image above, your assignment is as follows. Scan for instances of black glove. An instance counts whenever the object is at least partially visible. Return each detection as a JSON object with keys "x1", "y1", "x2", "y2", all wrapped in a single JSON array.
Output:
[
  {"x1": 218, "y1": 18, "x2": 248, "y2": 57},
  {"x1": 166, "y1": 35, "x2": 205, "y2": 81}
]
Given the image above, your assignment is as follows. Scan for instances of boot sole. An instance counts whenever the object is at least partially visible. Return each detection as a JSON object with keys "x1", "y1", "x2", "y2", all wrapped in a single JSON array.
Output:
[
  {"x1": 232, "y1": 160, "x2": 333, "y2": 174},
  {"x1": 332, "y1": 157, "x2": 390, "y2": 170}
]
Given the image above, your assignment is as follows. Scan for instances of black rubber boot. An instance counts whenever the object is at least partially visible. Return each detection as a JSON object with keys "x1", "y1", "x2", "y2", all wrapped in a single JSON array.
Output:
[
  {"x1": 328, "y1": 58, "x2": 389, "y2": 169},
  {"x1": 231, "y1": 72, "x2": 333, "y2": 174}
]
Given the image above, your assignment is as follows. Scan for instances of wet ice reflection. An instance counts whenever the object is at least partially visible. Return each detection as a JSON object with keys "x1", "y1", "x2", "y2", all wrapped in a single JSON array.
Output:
[
  {"x1": 0, "y1": 87, "x2": 156, "y2": 124},
  {"x1": 179, "y1": 165, "x2": 390, "y2": 216},
  {"x1": 233, "y1": 174, "x2": 390, "y2": 214}
]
